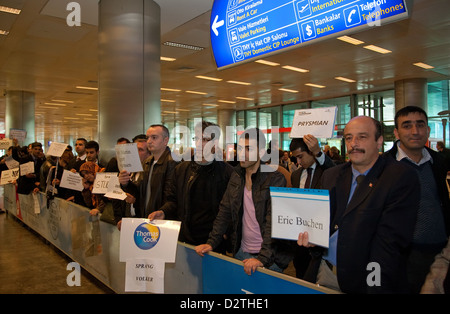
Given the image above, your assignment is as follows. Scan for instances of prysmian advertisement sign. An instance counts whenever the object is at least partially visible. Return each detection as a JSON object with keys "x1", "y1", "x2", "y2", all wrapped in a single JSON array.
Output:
[{"x1": 210, "y1": 0, "x2": 408, "y2": 69}]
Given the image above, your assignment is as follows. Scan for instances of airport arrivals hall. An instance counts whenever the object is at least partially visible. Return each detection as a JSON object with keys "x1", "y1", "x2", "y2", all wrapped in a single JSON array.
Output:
[{"x1": 0, "y1": 0, "x2": 449, "y2": 299}]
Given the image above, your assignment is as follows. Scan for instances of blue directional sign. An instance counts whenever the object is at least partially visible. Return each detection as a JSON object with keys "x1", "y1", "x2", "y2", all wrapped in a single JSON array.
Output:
[{"x1": 210, "y1": 0, "x2": 408, "y2": 69}]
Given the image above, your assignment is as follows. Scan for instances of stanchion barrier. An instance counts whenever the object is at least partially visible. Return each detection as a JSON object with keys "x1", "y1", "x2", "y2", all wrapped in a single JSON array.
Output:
[{"x1": 3, "y1": 184, "x2": 337, "y2": 294}]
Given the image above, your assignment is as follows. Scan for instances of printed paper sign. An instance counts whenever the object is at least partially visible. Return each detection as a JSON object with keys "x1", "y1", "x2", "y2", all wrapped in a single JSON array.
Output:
[
  {"x1": 120, "y1": 218, "x2": 181, "y2": 263},
  {"x1": 270, "y1": 187, "x2": 330, "y2": 248},
  {"x1": 290, "y1": 106, "x2": 338, "y2": 139},
  {"x1": 60, "y1": 169, "x2": 83, "y2": 191},
  {"x1": 115, "y1": 143, "x2": 144, "y2": 173},
  {"x1": 47, "y1": 142, "x2": 69, "y2": 157},
  {"x1": 20, "y1": 161, "x2": 35, "y2": 176},
  {"x1": 103, "y1": 175, "x2": 127, "y2": 200},
  {"x1": 125, "y1": 258, "x2": 165, "y2": 293},
  {"x1": 9, "y1": 129, "x2": 27, "y2": 143},
  {"x1": 1, "y1": 168, "x2": 20, "y2": 185}
]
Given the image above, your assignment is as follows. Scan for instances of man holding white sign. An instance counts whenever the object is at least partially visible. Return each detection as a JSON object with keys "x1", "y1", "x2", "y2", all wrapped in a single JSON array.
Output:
[{"x1": 297, "y1": 116, "x2": 420, "y2": 294}]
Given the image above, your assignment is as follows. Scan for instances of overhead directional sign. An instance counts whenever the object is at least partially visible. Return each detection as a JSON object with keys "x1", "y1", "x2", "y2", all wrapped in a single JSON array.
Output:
[{"x1": 210, "y1": 0, "x2": 408, "y2": 69}]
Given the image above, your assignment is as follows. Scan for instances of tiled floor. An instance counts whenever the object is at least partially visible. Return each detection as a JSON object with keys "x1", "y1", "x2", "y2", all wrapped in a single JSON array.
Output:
[{"x1": 0, "y1": 212, "x2": 114, "y2": 294}]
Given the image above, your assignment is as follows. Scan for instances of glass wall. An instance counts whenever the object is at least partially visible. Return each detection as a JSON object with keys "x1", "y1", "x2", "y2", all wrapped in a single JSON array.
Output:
[{"x1": 235, "y1": 79, "x2": 450, "y2": 156}]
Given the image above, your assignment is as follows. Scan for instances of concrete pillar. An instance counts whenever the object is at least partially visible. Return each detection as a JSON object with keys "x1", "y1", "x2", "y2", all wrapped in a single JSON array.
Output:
[
  {"x1": 395, "y1": 78, "x2": 428, "y2": 112},
  {"x1": 5, "y1": 90, "x2": 35, "y2": 145},
  {"x1": 98, "y1": 0, "x2": 161, "y2": 165},
  {"x1": 217, "y1": 109, "x2": 235, "y2": 152}
]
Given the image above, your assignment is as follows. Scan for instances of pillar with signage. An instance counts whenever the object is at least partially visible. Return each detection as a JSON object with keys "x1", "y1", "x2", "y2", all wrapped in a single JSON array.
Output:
[
  {"x1": 5, "y1": 90, "x2": 35, "y2": 145},
  {"x1": 98, "y1": 0, "x2": 161, "y2": 165}
]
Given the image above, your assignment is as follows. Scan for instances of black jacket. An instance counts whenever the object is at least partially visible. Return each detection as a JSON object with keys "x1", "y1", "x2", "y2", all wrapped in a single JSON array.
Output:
[
  {"x1": 306, "y1": 156, "x2": 420, "y2": 293},
  {"x1": 207, "y1": 164, "x2": 292, "y2": 269}
]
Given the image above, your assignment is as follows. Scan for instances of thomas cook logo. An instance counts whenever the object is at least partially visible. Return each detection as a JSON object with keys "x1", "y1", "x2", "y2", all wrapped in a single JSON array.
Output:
[{"x1": 134, "y1": 223, "x2": 160, "y2": 250}]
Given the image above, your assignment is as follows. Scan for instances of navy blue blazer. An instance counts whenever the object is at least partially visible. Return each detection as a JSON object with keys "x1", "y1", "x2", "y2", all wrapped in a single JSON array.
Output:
[{"x1": 307, "y1": 155, "x2": 420, "y2": 293}]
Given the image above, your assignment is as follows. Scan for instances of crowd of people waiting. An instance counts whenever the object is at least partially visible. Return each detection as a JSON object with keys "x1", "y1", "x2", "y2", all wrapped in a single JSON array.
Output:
[{"x1": 1, "y1": 105, "x2": 449, "y2": 294}]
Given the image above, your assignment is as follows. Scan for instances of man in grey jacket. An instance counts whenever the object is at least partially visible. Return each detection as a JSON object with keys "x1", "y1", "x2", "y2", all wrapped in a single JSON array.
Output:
[{"x1": 195, "y1": 128, "x2": 289, "y2": 275}]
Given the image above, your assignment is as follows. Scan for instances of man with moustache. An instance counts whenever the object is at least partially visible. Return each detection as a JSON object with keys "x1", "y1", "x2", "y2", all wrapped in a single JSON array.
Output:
[{"x1": 297, "y1": 116, "x2": 420, "y2": 293}]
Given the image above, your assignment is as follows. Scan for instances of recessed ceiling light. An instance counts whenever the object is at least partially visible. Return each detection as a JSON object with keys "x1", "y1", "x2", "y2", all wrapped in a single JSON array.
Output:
[
  {"x1": 255, "y1": 59, "x2": 280, "y2": 66},
  {"x1": 44, "y1": 102, "x2": 67, "y2": 107},
  {"x1": 363, "y1": 45, "x2": 392, "y2": 54},
  {"x1": 337, "y1": 36, "x2": 364, "y2": 45},
  {"x1": 0, "y1": 30, "x2": 9, "y2": 36},
  {"x1": 227, "y1": 80, "x2": 252, "y2": 86},
  {"x1": 279, "y1": 88, "x2": 299, "y2": 93},
  {"x1": 161, "y1": 88, "x2": 181, "y2": 92},
  {"x1": 202, "y1": 104, "x2": 219, "y2": 107},
  {"x1": 52, "y1": 99, "x2": 74, "y2": 103},
  {"x1": 413, "y1": 62, "x2": 434, "y2": 69},
  {"x1": 64, "y1": 117, "x2": 81, "y2": 120},
  {"x1": 161, "y1": 99, "x2": 176, "y2": 103},
  {"x1": 89, "y1": 109, "x2": 98, "y2": 112},
  {"x1": 335, "y1": 76, "x2": 356, "y2": 83},
  {"x1": 160, "y1": 56, "x2": 176, "y2": 62},
  {"x1": 76, "y1": 113, "x2": 93, "y2": 116},
  {"x1": 236, "y1": 96, "x2": 254, "y2": 101},
  {"x1": 195, "y1": 75, "x2": 223, "y2": 82},
  {"x1": 218, "y1": 100, "x2": 236, "y2": 104},
  {"x1": 186, "y1": 90, "x2": 208, "y2": 95},
  {"x1": 305, "y1": 83, "x2": 326, "y2": 88},
  {"x1": 76, "y1": 86, "x2": 98, "y2": 91},
  {"x1": 282, "y1": 65, "x2": 309, "y2": 73},
  {"x1": 0, "y1": 6, "x2": 21, "y2": 15}
]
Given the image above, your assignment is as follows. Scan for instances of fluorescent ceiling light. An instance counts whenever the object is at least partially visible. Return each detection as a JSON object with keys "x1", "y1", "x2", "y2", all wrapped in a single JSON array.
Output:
[
  {"x1": 279, "y1": 88, "x2": 299, "y2": 93},
  {"x1": 282, "y1": 65, "x2": 309, "y2": 73},
  {"x1": 64, "y1": 117, "x2": 81, "y2": 120},
  {"x1": 163, "y1": 41, "x2": 204, "y2": 51},
  {"x1": 160, "y1": 56, "x2": 176, "y2": 62},
  {"x1": 89, "y1": 109, "x2": 98, "y2": 112},
  {"x1": 39, "y1": 106, "x2": 59, "y2": 110},
  {"x1": 163, "y1": 111, "x2": 178, "y2": 114},
  {"x1": 176, "y1": 109, "x2": 190, "y2": 112},
  {"x1": 161, "y1": 88, "x2": 181, "y2": 92},
  {"x1": 305, "y1": 83, "x2": 326, "y2": 88},
  {"x1": 255, "y1": 59, "x2": 280, "y2": 66},
  {"x1": 363, "y1": 45, "x2": 392, "y2": 54},
  {"x1": 76, "y1": 113, "x2": 93, "y2": 116},
  {"x1": 227, "y1": 80, "x2": 251, "y2": 86},
  {"x1": 0, "y1": 6, "x2": 21, "y2": 15},
  {"x1": 44, "y1": 102, "x2": 67, "y2": 107},
  {"x1": 218, "y1": 100, "x2": 236, "y2": 104},
  {"x1": 337, "y1": 36, "x2": 364, "y2": 45},
  {"x1": 195, "y1": 75, "x2": 223, "y2": 82},
  {"x1": 161, "y1": 99, "x2": 176, "y2": 103},
  {"x1": 186, "y1": 90, "x2": 208, "y2": 95},
  {"x1": 0, "y1": 30, "x2": 9, "y2": 36},
  {"x1": 76, "y1": 86, "x2": 98, "y2": 91},
  {"x1": 413, "y1": 62, "x2": 434, "y2": 69},
  {"x1": 335, "y1": 76, "x2": 356, "y2": 83},
  {"x1": 236, "y1": 96, "x2": 254, "y2": 101},
  {"x1": 202, "y1": 104, "x2": 219, "y2": 107}
]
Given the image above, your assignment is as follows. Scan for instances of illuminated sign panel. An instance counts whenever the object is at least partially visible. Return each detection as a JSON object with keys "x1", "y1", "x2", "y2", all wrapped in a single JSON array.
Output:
[{"x1": 210, "y1": 0, "x2": 408, "y2": 69}]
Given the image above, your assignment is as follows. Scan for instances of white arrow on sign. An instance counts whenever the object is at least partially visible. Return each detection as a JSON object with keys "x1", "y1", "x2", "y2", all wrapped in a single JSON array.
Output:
[{"x1": 212, "y1": 15, "x2": 224, "y2": 36}]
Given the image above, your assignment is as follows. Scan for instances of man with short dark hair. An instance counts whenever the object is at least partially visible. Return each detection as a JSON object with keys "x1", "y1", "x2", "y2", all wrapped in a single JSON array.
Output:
[
  {"x1": 195, "y1": 128, "x2": 290, "y2": 275},
  {"x1": 14, "y1": 142, "x2": 45, "y2": 195}
]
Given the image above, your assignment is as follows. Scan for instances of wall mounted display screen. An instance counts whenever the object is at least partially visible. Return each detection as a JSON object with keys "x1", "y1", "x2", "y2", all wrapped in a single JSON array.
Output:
[{"x1": 210, "y1": 0, "x2": 408, "y2": 69}]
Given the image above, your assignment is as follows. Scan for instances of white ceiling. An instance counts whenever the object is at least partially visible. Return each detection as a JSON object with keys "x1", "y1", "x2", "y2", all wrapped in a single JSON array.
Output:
[{"x1": 0, "y1": 0, "x2": 449, "y2": 142}]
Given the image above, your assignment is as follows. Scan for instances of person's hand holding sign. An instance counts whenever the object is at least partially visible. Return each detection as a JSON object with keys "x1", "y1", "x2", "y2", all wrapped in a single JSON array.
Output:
[{"x1": 297, "y1": 232, "x2": 315, "y2": 248}]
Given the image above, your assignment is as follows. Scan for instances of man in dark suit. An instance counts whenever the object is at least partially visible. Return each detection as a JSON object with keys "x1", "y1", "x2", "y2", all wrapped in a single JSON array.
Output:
[
  {"x1": 289, "y1": 134, "x2": 335, "y2": 278},
  {"x1": 298, "y1": 116, "x2": 420, "y2": 293}
]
